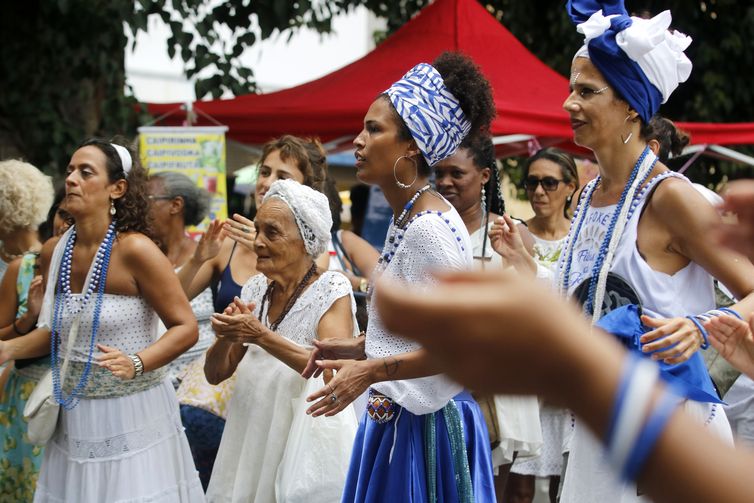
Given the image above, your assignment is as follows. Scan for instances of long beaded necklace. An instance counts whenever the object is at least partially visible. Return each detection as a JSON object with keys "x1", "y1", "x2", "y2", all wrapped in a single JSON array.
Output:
[
  {"x1": 367, "y1": 184, "x2": 431, "y2": 296},
  {"x1": 259, "y1": 262, "x2": 318, "y2": 331},
  {"x1": 51, "y1": 221, "x2": 116, "y2": 409},
  {"x1": 557, "y1": 147, "x2": 658, "y2": 323}
]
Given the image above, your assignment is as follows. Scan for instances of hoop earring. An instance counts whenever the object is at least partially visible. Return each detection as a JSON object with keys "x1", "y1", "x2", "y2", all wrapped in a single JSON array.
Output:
[
  {"x1": 393, "y1": 155, "x2": 418, "y2": 189},
  {"x1": 110, "y1": 199, "x2": 116, "y2": 216},
  {"x1": 621, "y1": 114, "x2": 634, "y2": 144}
]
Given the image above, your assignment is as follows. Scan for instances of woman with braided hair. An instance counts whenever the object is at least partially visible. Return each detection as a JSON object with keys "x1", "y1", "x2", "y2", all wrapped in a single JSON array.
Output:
[{"x1": 434, "y1": 132, "x2": 542, "y2": 499}]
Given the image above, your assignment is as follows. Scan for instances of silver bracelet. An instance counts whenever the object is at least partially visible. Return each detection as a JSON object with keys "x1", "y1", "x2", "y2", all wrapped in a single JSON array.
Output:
[{"x1": 129, "y1": 354, "x2": 144, "y2": 378}]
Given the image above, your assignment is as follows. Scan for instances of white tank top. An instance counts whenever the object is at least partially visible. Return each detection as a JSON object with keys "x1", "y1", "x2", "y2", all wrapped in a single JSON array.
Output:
[{"x1": 563, "y1": 173, "x2": 715, "y2": 318}]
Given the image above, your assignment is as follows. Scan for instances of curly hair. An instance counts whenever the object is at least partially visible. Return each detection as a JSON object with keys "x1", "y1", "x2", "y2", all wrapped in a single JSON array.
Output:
[
  {"x1": 524, "y1": 148, "x2": 580, "y2": 218},
  {"x1": 260, "y1": 135, "x2": 327, "y2": 192},
  {"x1": 641, "y1": 116, "x2": 690, "y2": 163},
  {"x1": 149, "y1": 171, "x2": 211, "y2": 227},
  {"x1": 0, "y1": 159, "x2": 54, "y2": 236},
  {"x1": 384, "y1": 51, "x2": 496, "y2": 176},
  {"x1": 78, "y1": 137, "x2": 152, "y2": 238}
]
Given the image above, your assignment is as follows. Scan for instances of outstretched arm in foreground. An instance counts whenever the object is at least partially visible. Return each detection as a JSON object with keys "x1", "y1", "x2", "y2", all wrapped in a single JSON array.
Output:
[{"x1": 375, "y1": 270, "x2": 754, "y2": 503}]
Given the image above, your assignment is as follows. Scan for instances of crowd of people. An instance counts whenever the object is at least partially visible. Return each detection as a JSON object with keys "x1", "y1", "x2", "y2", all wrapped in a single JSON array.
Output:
[{"x1": 1, "y1": 0, "x2": 754, "y2": 502}]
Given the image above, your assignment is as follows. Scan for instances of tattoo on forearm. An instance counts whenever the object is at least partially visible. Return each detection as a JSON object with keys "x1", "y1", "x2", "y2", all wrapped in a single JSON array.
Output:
[{"x1": 383, "y1": 357, "x2": 400, "y2": 377}]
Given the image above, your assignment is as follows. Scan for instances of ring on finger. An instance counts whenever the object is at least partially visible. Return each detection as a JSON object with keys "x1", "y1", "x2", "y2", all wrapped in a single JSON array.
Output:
[
  {"x1": 241, "y1": 225, "x2": 251, "y2": 234},
  {"x1": 330, "y1": 393, "x2": 337, "y2": 403}
]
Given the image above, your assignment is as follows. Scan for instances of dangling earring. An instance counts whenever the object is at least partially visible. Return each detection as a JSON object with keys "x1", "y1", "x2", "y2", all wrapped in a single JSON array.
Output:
[
  {"x1": 621, "y1": 114, "x2": 634, "y2": 144},
  {"x1": 480, "y1": 185, "x2": 487, "y2": 217},
  {"x1": 393, "y1": 155, "x2": 418, "y2": 189},
  {"x1": 109, "y1": 199, "x2": 116, "y2": 216}
]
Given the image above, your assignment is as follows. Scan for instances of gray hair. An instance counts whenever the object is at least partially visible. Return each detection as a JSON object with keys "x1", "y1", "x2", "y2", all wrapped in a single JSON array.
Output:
[{"x1": 150, "y1": 171, "x2": 211, "y2": 226}]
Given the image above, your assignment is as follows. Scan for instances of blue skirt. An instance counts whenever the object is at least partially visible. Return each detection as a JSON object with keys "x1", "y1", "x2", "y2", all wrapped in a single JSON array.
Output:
[{"x1": 342, "y1": 391, "x2": 496, "y2": 502}]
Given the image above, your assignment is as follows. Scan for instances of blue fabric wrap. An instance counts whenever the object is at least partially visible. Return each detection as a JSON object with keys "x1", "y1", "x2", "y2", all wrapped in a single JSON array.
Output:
[
  {"x1": 342, "y1": 391, "x2": 495, "y2": 502},
  {"x1": 595, "y1": 304, "x2": 722, "y2": 404},
  {"x1": 566, "y1": 0, "x2": 663, "y2": 123}
]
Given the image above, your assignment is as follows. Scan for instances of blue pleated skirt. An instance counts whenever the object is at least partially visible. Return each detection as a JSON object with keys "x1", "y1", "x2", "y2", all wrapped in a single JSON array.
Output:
[{"x1": 342, "y1": 391, "x2": 496, "y2": 502}]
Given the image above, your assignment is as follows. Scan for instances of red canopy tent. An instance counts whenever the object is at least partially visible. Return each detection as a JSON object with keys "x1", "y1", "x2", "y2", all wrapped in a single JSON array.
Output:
[{"x1": 147, "y1": 0, "x2": 754, "y2": 156}]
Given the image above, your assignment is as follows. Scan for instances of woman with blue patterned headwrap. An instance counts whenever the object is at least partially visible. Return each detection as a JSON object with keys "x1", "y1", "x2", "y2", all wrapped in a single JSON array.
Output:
[
  {"x1": 301, "y1": 52, "x2": 497, "y2": 502},
  {"x1": 541, "y1": 1, "x2": 754, "y2": 501}
]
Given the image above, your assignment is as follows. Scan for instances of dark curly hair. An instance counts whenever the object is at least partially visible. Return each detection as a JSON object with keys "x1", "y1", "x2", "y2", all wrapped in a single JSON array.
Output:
[
  {"x1": 641, "y1": 115, "x2": 690, "y2": 164},
  {"x1": 383, "y1": 51, "x2": 496, "y2": 176},
  {"x1": 260, "y1": 135, "x2": 327, "y2": 192},
  {"x1": 78, "y1": 137, "x2": 152, "y2": 238},
  {"x1": 523, "y1": 147, "x2": 580, "y2": 218},
  {"x1": 459, "y1": 132, "x2": 505, "y2": 216}
]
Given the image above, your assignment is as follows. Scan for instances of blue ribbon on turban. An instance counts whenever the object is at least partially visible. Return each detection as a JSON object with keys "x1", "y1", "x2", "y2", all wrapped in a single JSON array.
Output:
[
  {"x1": 385, "y1": 63, "x2": 471, "y2": 167},
  {"x1": 567, "y1": 0, "x2": 663, "y2": 123}
]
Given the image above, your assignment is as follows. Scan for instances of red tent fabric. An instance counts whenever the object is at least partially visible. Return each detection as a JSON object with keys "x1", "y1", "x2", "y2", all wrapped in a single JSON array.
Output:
[{"x1": 147, "y1": 0, "x2": 754, "y2": 151}]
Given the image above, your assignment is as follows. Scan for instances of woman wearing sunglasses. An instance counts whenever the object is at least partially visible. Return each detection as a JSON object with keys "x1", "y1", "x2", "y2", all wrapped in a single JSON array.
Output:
[{"x1": 522, "y1": 149, "x2": 579, "y2": 272}]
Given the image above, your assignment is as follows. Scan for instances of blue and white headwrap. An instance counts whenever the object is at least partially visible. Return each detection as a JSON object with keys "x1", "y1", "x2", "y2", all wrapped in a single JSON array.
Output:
[
  {"x1": 385, "y1": 63, "x2": 471, "y2": 167},
  {"x1": 567, "y1": 0, "x2": 692, "y2": 123}
]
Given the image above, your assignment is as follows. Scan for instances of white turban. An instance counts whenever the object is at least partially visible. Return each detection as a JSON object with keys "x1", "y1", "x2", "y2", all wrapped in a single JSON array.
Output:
[{"x1": 263, "y1": 179, "x2": 332, "y2": 257}]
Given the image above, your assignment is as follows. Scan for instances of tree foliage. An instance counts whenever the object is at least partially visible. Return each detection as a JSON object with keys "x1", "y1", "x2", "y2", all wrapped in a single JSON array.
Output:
[{"x1": 0, "y1": 0, "x2": 752, "y2": 179}]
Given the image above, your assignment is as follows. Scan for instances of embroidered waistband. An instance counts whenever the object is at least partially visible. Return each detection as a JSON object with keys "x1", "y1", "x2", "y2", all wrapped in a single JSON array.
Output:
[{"x1": 63, "y1": 361, "x2": 166, "y2": 399}]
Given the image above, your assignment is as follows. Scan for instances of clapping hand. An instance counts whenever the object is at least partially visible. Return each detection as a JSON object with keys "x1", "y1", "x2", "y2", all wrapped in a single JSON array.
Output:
[
  {"x1": 193, "y1": 219, "x2": 226, "y2": 263},
  {"x1": 223, "y1": 214, "x2": 256, "y2": 252},
  {"x1": 705, "y1": 314, "x2": 754, "y2": 380},
  {"x1": 210, "y1": 297, "x2": 267, "y2": 344}
]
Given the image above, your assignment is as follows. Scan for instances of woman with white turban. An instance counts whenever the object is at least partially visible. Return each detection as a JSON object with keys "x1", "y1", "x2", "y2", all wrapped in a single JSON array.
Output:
[
  {"x1": 204, "y1": 179, "x2": 359, "y2": 503},
  {"x1": 488, "y1": 1, "x2": 754, "y2": 501}
]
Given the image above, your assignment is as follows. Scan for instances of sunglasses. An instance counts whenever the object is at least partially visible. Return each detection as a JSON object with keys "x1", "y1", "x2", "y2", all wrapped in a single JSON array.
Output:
[{"x1": 523, "y1": 176, "x2": 564, "y2": 192}]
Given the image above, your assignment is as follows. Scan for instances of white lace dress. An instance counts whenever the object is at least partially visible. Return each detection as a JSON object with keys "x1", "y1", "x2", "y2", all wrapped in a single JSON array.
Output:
[
  {"x1": 34, "y1": 294, "x2": 204, "y2": 502},
  {"x1": 206, "y1": 271, "x2": 358, "y2": 503}
]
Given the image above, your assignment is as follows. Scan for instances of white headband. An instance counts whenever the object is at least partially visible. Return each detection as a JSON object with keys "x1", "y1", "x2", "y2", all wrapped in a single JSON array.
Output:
[{"x1": 111, "y1": 144, "x2": 132, "y2": 175}]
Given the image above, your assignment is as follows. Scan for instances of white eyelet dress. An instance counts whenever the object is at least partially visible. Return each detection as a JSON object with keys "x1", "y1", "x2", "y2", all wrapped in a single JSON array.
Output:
[{"x1": 34, "y1": 294, "x2": 205, "y2": 503}]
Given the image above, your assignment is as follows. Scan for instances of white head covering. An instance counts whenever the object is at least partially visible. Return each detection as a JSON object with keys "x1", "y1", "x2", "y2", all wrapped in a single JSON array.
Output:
[
  {"x1": 263, "y1": 179, "x2": 332, "y2": 257},
  {"x1": 574, "y1": 10, "x2": 692, "y2": 104}
]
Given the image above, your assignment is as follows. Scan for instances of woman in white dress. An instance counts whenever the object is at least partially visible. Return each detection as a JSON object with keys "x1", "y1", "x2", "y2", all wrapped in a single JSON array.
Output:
[
  {"x1": 506, "y1": 148, "x2": 578, "y2": 503},
  {"x1": 0, "y1": 138, "x2": 204, "y2": 501},
  {"x1": 434, "y1": 132, "x2": 542, "y2": 500},
  {"x1": 205, "y1": 179, "x2": 358, "y2": 503}
]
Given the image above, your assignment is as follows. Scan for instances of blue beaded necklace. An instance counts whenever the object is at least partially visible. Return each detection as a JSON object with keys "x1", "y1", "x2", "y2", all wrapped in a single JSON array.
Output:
[
  {"x1": 51, "y1": 221, "x2": 116, "y2": 410},
  {"x1": 558, "y1": 147, "x2": 658, "y2": 320}
]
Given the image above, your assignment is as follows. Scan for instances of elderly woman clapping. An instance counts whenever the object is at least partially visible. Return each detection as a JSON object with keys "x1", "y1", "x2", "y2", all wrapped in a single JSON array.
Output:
[{"x1": 204, "y1": 179, "x2": 358, "y2": 503}]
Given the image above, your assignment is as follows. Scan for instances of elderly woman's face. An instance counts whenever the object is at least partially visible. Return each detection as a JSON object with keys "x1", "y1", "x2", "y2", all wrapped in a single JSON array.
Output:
[
  {"x1": 253, "y1": 199, "x2": 307, "y2": 274},
  {"x1": 353, "y1": 97, "x2": 414, "y2": 186},
  {"x1": 434, "y1": 148, "x2": 489, "y2": 217},
  {"x1": 146, "y1": 178, "x2": 178, "y2": 238},
  {"x1": 563, "y1": 57, "x2": 631, "y2": 151},
  {"x1": 65, "y1": 146, "x2": 117, "y2": 217},
  {"x1": 255, "y1": 149, "x2": 305, "y2": 203}
]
